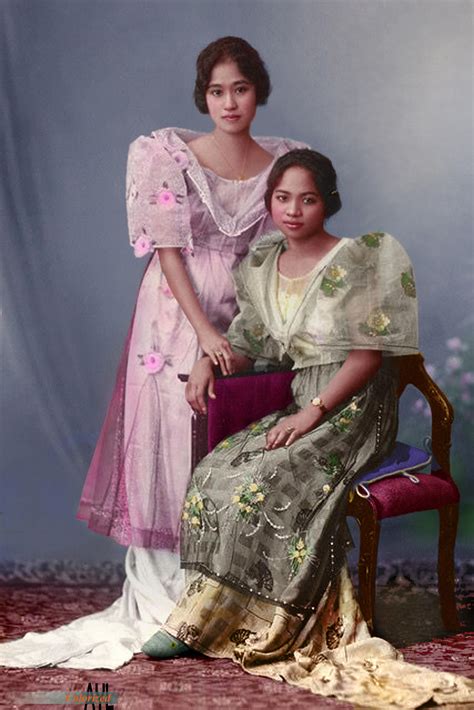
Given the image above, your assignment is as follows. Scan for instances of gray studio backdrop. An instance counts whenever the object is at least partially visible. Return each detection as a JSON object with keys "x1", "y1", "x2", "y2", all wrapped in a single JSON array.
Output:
[{"x1": 1, "y1": 0, "x2": 472, "y2": 565}]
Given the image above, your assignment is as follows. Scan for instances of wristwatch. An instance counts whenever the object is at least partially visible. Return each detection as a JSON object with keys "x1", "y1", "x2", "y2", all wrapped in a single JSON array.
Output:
[{"x1": 311, "y1": 396, "x2": 328, "y2": 413}]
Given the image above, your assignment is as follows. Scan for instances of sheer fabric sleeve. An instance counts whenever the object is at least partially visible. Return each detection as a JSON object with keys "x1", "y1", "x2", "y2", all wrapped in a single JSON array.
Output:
[
  {"x1": 311, "y1": 233, "x2": 419, "y2": 356},
  {"x1": 226, "y1": 263, "x2": 286, "y2": 367},
  {"x1": 126, "y1": 135, "x2": 192, "y2": 257}
]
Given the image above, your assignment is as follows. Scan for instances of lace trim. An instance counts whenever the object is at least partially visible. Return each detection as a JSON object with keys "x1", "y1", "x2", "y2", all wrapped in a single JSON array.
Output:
[{"x1": 151, "y1": 127, "x2": 308, "y2": 237}]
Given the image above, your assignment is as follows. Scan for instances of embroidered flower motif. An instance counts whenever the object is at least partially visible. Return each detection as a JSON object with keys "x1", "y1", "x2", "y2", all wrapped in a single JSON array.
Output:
[
  {"x1": 216, "y1": 432, "x2": 238, "y2": 450},
  {"x1": 232, "y1": 480, "x2": 266, "y2": 521},
  {"x1": 330, "y1": 399, "x2": 362, "y2": 432},
  {"x1": 138, "y1": 350, "x2": 166, "y2": 374},
  {"x1": 401, "y1": 270, "x2": 417, "y2": 297},
  {"x1": 149, "y1": 181, "x2": 185, "y2": 208},
  {"x1": 248, "y1": 559, "x2": 274, "y2": 592},
  {"x1": 360, "y1": 308, "x2": 391, "y2": 337},
  {"x1": 182, "y1": 493, "x2": 204, "y2": 532},
  {"x1": 247, "y1": 420, "x2": 269, "y2": 438},
  {"x1": 288, "y1": 535, "x2": 308, "y2": 578},
  {"x1": 230, "y1": 628, "x2": 254, "y2": 645},
  {"x1": 133, "y1": 234, "x2": 153, "y2": 258},
  {"x1": 321, "y1": 265, "x2": 347, "y2": 297},
  {"x1": 160, "y1": 277, "x2": 174, "y2": 299},
  {"x1": 243, "y1": 326, "x2": 265, "y2": 354},
  {"x1": 172, "y1": 150, "x2": 189, "y2": 169},
  {"x1": 326, "y1": 618, "x2": 344, "y2": 649},
  {"x1": 360, "y1": 232, "x2": 385, "y2": 248},
  {"x1": 317, "y1": 452, "x2": 344, "y2": 477},
  {"x1": 177, "y1": 623, "x2": 200, "y2": 644}
]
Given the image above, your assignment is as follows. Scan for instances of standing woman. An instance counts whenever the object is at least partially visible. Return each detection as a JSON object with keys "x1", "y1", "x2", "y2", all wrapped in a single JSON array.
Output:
[{"x1": 0, "y1": 37, "x2": 305, "y2": 669}]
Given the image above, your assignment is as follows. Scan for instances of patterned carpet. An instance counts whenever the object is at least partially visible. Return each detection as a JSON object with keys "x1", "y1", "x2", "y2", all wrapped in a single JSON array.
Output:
[{"x1": 0, "y1": 581, "x2": 473, "y2": 709}]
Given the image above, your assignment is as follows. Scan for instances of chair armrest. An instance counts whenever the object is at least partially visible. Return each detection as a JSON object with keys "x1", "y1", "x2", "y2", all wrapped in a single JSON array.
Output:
[{"x1": 396, "y1": 354, "x2": 454, "y2": 474}]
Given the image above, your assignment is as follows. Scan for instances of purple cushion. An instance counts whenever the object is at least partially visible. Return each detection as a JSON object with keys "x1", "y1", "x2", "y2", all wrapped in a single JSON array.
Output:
[{"x1": 355, "y1": 441, "x2": 431, "y2": 488}]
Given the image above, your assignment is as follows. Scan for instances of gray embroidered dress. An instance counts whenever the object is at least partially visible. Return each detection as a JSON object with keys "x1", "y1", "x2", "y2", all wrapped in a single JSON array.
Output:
[
  {"x1": 162, "y1": 233, "x2": 474, "y2": 708},
  {"x1": 178, "y1": 231, "x2": 419, "y2": 612}
]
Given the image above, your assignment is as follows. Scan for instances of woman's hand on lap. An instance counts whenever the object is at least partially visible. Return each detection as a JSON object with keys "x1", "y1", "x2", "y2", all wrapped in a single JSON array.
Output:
[{"x1": 265, "y1": 407, "x2": 323, "y2": 450}]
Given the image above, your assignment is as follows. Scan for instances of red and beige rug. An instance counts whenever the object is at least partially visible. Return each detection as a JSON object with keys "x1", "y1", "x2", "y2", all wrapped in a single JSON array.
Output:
[{"x1": 0, "y1": 579, "x2": 472, "y2": 709}]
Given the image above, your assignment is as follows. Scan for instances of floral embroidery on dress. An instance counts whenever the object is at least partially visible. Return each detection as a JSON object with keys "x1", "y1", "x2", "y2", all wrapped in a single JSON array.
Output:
[
  {"x1": 320, "y1": 265, "x2": 347, "y2": 297},
  {"x1": 177, "y1": 623, "x2": 201, "y2": 644},
  {"x1": 401, "y1": 269, "x2": 417, "y2": 297},
  {"x1": 186, "y1": 577, "x2": 205, "y2": 597},
  {"x1": 160, "y1": 276, "x2": 175, "y2": 299},
  {"x1": 138, "y1": 350, "x2": 166, "y2": 374},
  {"x1": 317, "y1": 452, "x2": 344, "y2": 477},
  {"x1": 248, "y1": 559, "x2": 274, "y2": 591},
  {"x1": 293, "y1": 508, "x2": 313, "y2": 532},
  {"x1": 232, "y1": 481, "x2": 266, "y2": 521},
  {"x1": 229, "y1": 628, "x2": 255, "y2": 645},
  {"x1": 360, "y1": 232, "x2": 385, "y2": 248},
  {"x1": 288, "y1": 535, "x2": 308, "y2": 578},
  {"x1": 132, "y1": 227, "x2": 158, "y2": 258},
  {"x1": 149, "y1": 181, "x2": 185, "y2": 208},
  {"x1": 359, "y1": 308, "x2": 391, "y2": 337},
  {"x1": 182, "y1": 493, "x2": 204, "y2": 532},
  {"x1": 216, "y1": 433, "x2": 238, "y2": 450},
  {"x1": 326, "y1": 617, "x2": 344, "y2": 649},
  {"x1": 247, "y1": 420, "x2": 270, "y2": 437},
  {"x1": 330, "y1": 400, "x2": 362, "y2": 433},
  {"x1": 171, "y1": 150, "x2": 189, "y2": 170},
  {"x1": 243, "y1": 323, "x2": 265, "y2": 354}
]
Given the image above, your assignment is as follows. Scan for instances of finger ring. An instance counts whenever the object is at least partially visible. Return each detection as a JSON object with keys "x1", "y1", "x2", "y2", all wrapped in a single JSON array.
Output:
[
  {"x1": 214, "y1": 350, "x2": 223, "y2": 356},
  {"x1": 285, "y1": 425, "x2": 295, "y2": 432}
]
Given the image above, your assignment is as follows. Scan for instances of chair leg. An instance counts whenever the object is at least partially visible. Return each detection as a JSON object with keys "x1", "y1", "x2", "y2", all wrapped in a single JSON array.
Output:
[
  {"x1": 347, "y1": 497, "x2": 380, "y2": 632},
  {"x1": 438, "y1": 503, "x2": 460, "y2": 631}
]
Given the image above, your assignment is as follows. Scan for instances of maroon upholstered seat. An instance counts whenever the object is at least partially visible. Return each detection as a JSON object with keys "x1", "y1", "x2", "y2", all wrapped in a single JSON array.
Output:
[{"x1": 364, "y1": 470, "x2": 459, "y2": 519}]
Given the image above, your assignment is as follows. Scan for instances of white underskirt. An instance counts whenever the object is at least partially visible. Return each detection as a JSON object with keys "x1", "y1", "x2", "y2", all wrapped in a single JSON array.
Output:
[{"x1": 0, "y1": 547, "x2": 185, "y2": 670}]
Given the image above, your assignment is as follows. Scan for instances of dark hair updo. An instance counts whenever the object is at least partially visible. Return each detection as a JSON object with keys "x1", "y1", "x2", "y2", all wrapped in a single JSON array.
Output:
[
  {"x1": 264, "y1": 149, "x2": 342, "y2": 218},
  {"x1": 194, "y1": 36, "x2": 271, "y2": 114}
]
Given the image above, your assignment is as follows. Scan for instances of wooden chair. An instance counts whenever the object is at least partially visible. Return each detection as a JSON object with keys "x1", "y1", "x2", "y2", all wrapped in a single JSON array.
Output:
[{"x1": 181, "y1": 353, "x2": 460, "y2": 631}]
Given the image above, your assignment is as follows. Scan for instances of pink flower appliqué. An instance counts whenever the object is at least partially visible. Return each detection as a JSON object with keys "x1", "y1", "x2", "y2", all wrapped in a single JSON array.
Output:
[
  {"x1": 181, "y1": 244, "x2": 194, "y2": 257},
  {"x1": 160, "y1": 278, "x2": 174, "y2": 299},
  {"x1": 143, "y1": 351, "x2": 166, "y2": 374},
  {"x1": 172, "y1": 150, "x2": 189, "y2": 170},
  {"x1": 134, "y1": 235, "x2": 153, "y2": 258},
  {"x1": 157, "y1": 189, "x2": 176, "y2": 207}
]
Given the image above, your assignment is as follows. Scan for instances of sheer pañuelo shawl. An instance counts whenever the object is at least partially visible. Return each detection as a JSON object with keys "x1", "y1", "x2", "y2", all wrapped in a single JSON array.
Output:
[{"x1": 227, "y1": 231, "x2": 419, "y2": 367}]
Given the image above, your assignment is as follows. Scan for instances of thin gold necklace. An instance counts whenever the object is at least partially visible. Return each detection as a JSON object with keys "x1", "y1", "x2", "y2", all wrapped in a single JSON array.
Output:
[{"x1": 211, "y1": 134, "x2": 251, "y2": 181}]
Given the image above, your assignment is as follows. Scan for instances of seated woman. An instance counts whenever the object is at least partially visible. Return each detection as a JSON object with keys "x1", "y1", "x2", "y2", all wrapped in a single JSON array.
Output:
[{"x1": 142, "y1": 150, "x2": 473, "y2": 707}]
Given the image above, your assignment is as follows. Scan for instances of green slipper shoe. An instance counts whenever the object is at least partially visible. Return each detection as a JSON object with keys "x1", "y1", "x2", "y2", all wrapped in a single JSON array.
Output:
[{"x1": 142, "y1": 630, "x2": 191, "y2": 658}]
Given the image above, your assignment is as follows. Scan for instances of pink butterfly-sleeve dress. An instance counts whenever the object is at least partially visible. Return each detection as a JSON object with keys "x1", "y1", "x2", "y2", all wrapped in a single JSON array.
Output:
[{"x1": 77, "y1": 127, "x2": 306, "y2": 552}]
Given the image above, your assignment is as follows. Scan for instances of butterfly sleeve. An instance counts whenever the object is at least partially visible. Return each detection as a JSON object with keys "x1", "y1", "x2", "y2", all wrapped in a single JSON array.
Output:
[{"x1": 125, "y1": 134, "x2": 192, "y2": 257}]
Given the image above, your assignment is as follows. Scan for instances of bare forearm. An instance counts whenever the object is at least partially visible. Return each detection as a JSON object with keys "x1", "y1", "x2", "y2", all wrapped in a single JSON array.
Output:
[
  {"x1": 267, "y1": 350, "x2": 382, "y2": 449},
  {"x1": 158, "y1": 248, "x2": 210, "y2": 335},
  {"x1": 315, "y1": 350, "x2": 382, "y2": 413}
]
